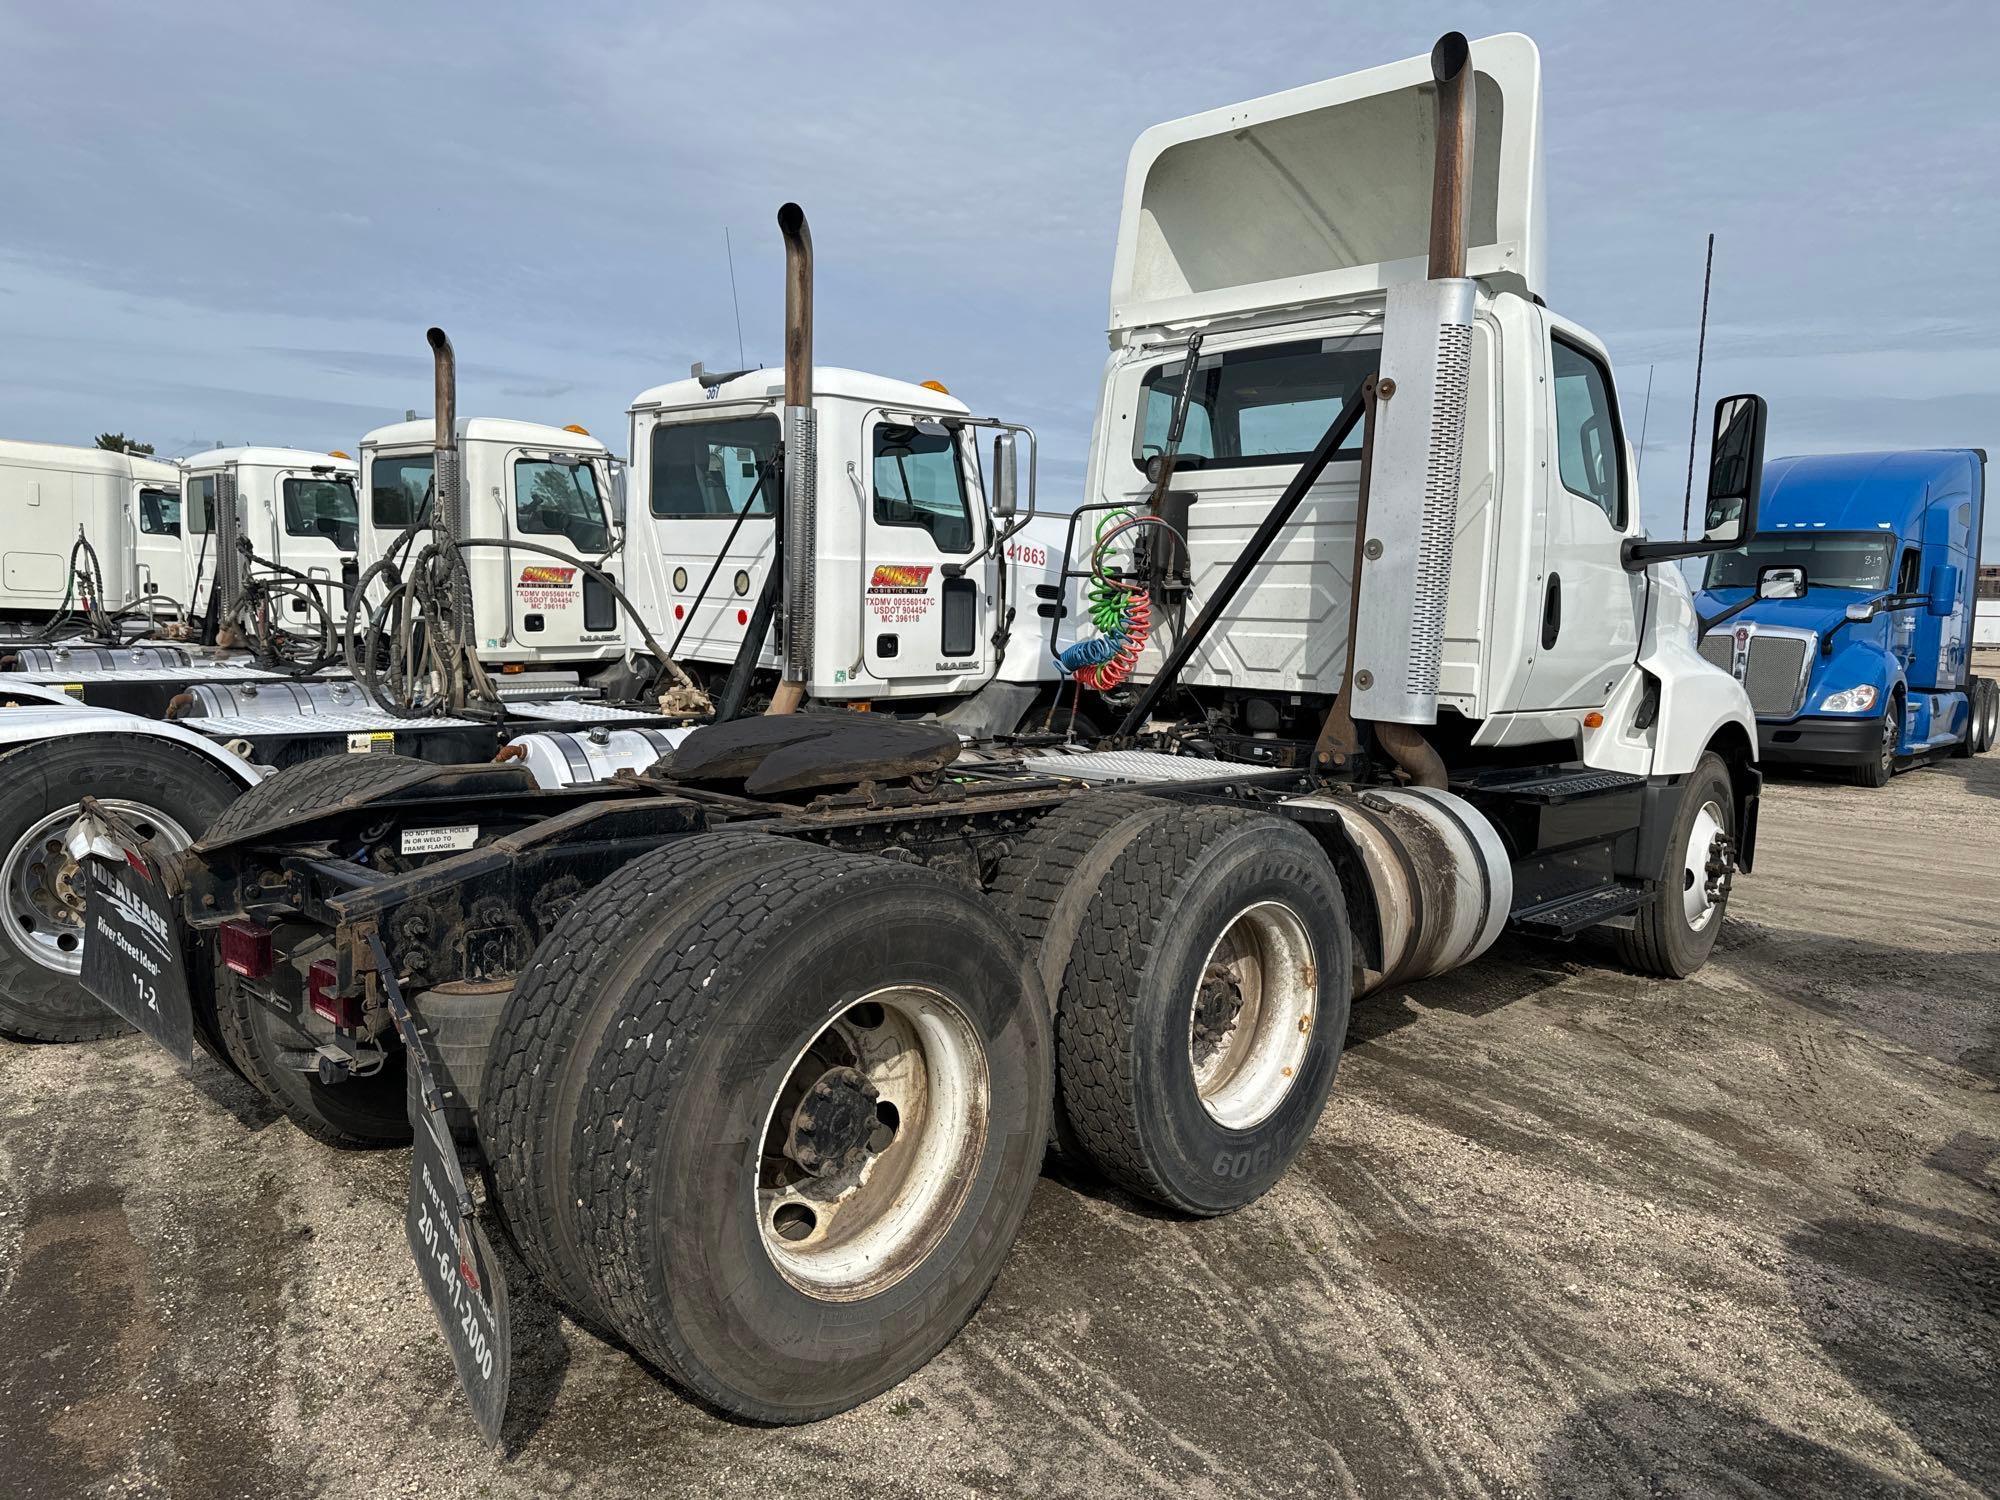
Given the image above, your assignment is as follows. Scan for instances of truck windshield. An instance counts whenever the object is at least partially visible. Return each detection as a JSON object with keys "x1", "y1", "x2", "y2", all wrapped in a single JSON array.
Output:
[
  {"x1": 1703, "y1": 532, "x2": 1894, "y2": 591},
  {"x1": 1132, "y1": 336, "x2": 1379, "y2": 473},
  {"x1": 371, "y1": 454, "x2": 434, "y2": 529},
  {"x1": 283, "y1": 475, "x2": 359, "y2": 550},
  {"x1": 651, "y1": 415, "x2": 780, "y2": 518},
  {"x1": 515, "y1": 456, "x2": 610, "y2": 550}
]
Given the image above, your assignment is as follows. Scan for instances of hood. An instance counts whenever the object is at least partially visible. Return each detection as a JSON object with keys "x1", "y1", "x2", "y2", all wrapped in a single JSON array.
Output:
[{"x1": 1695, "y1": 588, "x2": 1871, "y2": 640}]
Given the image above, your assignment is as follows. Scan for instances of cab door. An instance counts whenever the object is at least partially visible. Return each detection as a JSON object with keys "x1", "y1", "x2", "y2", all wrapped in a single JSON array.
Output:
[
  {"x1": 1520, "y1": 314, "x2": 1647, "y2": 710},
  {"x1": 501, "y1": 447, "x2": 618, "y2": 658},
  {"x1": 860, "y1": 417, "x2": 990, "y2": 686},
  {"x1": 129, "y1": 479, "x2": 189, "y2": 611}
]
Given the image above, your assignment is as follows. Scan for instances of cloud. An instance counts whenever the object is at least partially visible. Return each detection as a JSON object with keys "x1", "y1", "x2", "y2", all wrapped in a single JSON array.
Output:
[{"x1": 0, "y1": 1, "x2": 1993, "y2": 549}]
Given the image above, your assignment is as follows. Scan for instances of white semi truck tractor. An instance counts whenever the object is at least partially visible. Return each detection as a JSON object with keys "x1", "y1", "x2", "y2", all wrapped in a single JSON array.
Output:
[{"x1": 67, "y1": 32, "x2": 1775, "y2": 1436}]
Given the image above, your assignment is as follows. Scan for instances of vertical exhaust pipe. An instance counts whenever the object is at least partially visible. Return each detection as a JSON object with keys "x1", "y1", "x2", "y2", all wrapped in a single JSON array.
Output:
[
  {"x1": 1320, "y1": 31, "x2": 1478, "y2": 787},
  {"x1": 426, "y1": 326, "x2": 473, "y2": 649},
  {"x1": 1426, "y1": 31, "x2": 1474, "y2": 280},
  {"x1": 767, "y1": 202, "x2": 815, "y2": 715},
  {"x1": 211, "y1": 465, "x2": 244, "y2": 640}
]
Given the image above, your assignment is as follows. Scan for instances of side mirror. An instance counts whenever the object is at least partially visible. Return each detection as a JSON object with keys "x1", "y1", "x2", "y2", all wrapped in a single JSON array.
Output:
[
  {"x1": 1701, "y1": 393, "x2": 1768, "y2": 546},
  {"x1": 1927, "y1": 562, "x2": 1959, "y2": 617},
  {"x1": 1623, "y1": 393, "x2": 1770, "y2": 568},
  {"x1": 1757, "y1": 565, "x2": 1805, "y2": 601},
  {"x1": 609, "y1": 467, "x2": 628, "y2": 528},
  {"x1": 991, "y1": 431, "x2": 1019, "y2": 518}
]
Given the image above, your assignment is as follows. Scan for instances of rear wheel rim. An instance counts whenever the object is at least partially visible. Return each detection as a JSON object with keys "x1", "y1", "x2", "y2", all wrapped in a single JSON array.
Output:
[
  {"x1": 755, "y1": 986, "x2": 990, "y2": 1301},
  {"x1": 2, "y1": 800, "x2": 194, "y2": 976},
  {"x1": 1681, "y1": 800, "x2": 1727, "y2": 932},
  {"x1": 1187, "y1": 901, "x2": 1316, "y2": 1131}
]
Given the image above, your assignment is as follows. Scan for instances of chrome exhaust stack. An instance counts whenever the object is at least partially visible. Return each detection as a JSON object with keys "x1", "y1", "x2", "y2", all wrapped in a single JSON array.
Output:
[
  {"x1": 767, "y1": 202, "x2": 815, "y2": 716},
  {"x1": 211, "y1": 466, "x2": 244, "y2": 636}
]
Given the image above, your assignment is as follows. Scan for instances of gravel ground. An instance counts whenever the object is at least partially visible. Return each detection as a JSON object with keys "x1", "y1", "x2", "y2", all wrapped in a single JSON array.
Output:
[{"x1": 1, "y1": 752, "x2": 1995, "y2": 1498}]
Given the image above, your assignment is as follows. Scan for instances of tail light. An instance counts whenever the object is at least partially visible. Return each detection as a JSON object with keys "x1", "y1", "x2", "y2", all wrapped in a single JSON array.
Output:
[
  {"x1": 220, "y1": 921, "x2": 273, "y2": 979},
  {"x1": 307, "y1": 959, "x2": 361, "y2": 1028}
]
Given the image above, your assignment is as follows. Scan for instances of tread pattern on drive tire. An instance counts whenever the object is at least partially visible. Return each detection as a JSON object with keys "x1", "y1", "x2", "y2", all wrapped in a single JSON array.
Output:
[
  {"x1": 480, "y1": 830, "x2": 821, "y2": 1326},
  {"x1": 568, "y1": 845, "x2": 917, "y2": 1391},
  {"x1": 1055, "y1": 803, "x2": 1271, "y2": 1208}
]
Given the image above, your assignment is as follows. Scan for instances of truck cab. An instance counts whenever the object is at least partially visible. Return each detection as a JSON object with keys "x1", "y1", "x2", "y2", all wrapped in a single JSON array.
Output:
[
  {"x1": 357, "y1": 418, "x2": 623, "y2": 667},
  {"x1": 182, "y1": 446, "x2": 360, "y2": 622},
  {"x1": 1089, "y1": 32, "x2": 1752, "y2": 795},
  {"x1": 625, "y1": 368, "x2": 1069, "y2": 712},
  {"x1": 1694, "y1": 449, "x2": 1990, "y2": 782},
  {"x1": 0, "y1": 440, "x2": 188, "y2": 620}
]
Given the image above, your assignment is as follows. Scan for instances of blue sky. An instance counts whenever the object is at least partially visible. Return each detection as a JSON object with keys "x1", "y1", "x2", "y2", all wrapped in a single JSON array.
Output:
[{"x1": 2, "y1": 1, "x2": 1995, "y2": 544}]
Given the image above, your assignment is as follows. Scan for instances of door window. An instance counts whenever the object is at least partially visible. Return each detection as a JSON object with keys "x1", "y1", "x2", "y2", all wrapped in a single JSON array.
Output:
[
  {"x1": 514, "y1": 458, "x2": 610, "y2": 549},
  {"x1": 1550, "y1": 338, "x2": 1626, "y2": 526},
  {"x1": 650, "y1": 415, "x2": 780, "y2": 518},
  {"x1": 1132, "y1": 337, "x2": 1377, "y2": 473},
  {"x1": 873, "y1": 424, "x2": 973, "y2": 553},
  {"x1": 138, "y1": 486, "x2": 181, "y2": 536},
  {"x1": 371, "y1": 454, "x2": 434, "y2": 528},
  {"x1": 283, "y1": 475, "x2": 359, "y2": 549},
  {"x1": 1895, "y1": 548, "x2": 1921, "y2": 595}
]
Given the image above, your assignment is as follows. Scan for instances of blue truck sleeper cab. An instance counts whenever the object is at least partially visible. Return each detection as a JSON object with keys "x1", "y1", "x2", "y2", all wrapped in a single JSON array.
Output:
[{"x1": 1694, "y1": 449, "x2": 1989, "y2": 781}]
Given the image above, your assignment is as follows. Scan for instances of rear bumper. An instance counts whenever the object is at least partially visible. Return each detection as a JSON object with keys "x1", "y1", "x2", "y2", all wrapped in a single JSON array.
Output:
[{"x1": 1757, "y1": 715, "x2": 1878, "y2": 767}]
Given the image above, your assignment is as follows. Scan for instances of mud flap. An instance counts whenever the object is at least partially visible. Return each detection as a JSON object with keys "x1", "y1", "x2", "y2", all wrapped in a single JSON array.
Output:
[
  {"x1": 73, "y1": 801, "x2": 197, "y2": 1062},
  {"x1": 369, "y1": 933, "x2": 512, "y2": 1446}
]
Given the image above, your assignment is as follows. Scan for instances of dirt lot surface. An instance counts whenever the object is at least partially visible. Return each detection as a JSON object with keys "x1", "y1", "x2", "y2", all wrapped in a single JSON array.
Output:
[{"x1": 2, "y1": 755, "x2": 1996, "y2": 1498}]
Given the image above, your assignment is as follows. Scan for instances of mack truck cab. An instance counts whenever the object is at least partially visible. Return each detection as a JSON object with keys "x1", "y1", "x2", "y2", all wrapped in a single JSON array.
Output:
[
  {"x1": 181, "y1": 446, "x2": 360, "y2": 623},
  {"x1": 623, "y1": 363, "x2": 1074, "y2": 728},
  {"x1": 1695, "y1": 449, "x2": 1995, "y2": 783},
  {"x1": 358, "y1": 417, "x2": 624, "y2": 668}
]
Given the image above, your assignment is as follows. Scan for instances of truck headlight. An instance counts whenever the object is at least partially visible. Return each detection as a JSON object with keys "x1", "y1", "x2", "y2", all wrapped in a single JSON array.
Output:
[{"x1": 1821, "y1": 685, "x2": 1878, "y2": 713}]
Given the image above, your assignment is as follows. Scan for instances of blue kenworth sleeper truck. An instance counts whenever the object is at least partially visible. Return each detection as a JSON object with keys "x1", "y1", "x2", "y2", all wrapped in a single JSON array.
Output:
[{"x1": 1695, "y1": 449, "x2": 1996, "y2": 785}]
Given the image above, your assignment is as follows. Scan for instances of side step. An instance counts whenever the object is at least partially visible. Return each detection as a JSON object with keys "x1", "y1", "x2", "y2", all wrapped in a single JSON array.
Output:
[
  {"x1": 1510, "y1": 881, "x2": 1648, "y2": 938},
  {"x1": 1454, "y1": 766, "x2": 1646, "y2": 805}
]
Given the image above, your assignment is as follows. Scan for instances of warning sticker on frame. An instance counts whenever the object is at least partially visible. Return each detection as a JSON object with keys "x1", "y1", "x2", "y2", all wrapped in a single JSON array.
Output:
[
  {"x1": 515, "y1": 565, "x2": 578, "y2": 610},
  {"x1": 867, "y1": 564, "x2": 934, "y2": 624}
]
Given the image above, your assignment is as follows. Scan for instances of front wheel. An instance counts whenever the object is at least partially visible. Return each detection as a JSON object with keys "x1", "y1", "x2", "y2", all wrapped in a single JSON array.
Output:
[
  {"x1": 0, "y1": 737, "x2": 241, "y2": 1042},
  {"x1": 1851, "y1": 696, "x2": 1900, "y2": 787},
  {"x1": 1616, "y1": 751, "x2": 1735, "y2": 978}
]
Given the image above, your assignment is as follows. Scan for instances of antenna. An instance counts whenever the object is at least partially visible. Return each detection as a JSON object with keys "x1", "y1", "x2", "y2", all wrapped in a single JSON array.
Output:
[
  {"x1": 1635, "y1": 363, "x2": 1655, "y2": 480},
  {"x1": 725, "y1": 227, "x2": 747, "y2": 369},
  {"x1": 1681, "y1": 233, "x2": 1715, "y2": 538}
]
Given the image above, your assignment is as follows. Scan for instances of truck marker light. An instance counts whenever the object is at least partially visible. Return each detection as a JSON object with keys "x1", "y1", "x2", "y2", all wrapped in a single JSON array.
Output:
[
  {"x1": 220, "y1": 920, "x2": 273, "y2": 979},
  {"x1": 674, "y1": 604, "x2": 685, "y2": 620},
  {"x1": 307, "y1": 959, "x2": 361, "y2": 1027},
  {"x1": 737, "y1": 608, "x2": 749, "y2": 625},
  {"x1": 562, "y1": 423, "x2": 591, "y2": 436},
  {"x1": 1583, "y1": 712, "x2": 1604, "y2": 729}
]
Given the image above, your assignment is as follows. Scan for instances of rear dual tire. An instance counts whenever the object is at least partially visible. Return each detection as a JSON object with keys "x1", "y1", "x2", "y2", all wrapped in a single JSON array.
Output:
[
  {"x1": 992, "y1": 798, "x2": 1351, "y2": 1216},
  {"x1": 483, "y1": 835, "x2": 1053, "y2": 1424}
]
